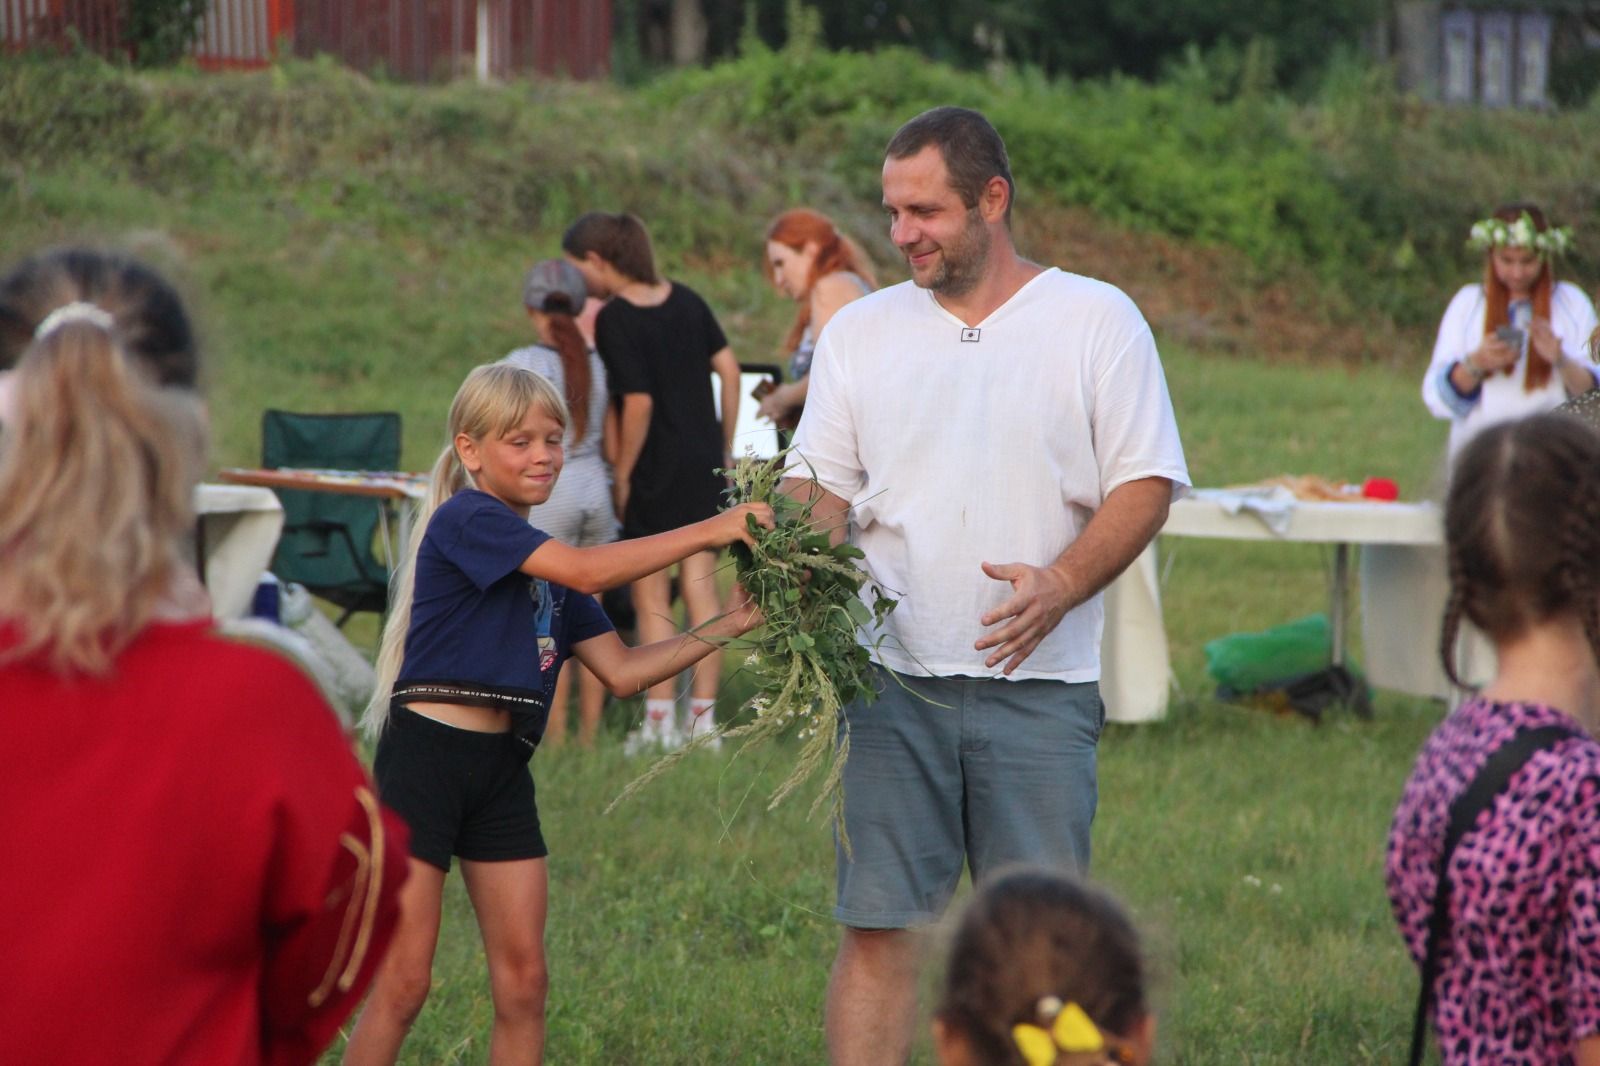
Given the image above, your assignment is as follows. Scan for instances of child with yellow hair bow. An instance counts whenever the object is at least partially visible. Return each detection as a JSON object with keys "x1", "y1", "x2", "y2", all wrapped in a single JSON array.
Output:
[{"x1": 933, "y1": 870, "x2": 1156, "y2": 1066}]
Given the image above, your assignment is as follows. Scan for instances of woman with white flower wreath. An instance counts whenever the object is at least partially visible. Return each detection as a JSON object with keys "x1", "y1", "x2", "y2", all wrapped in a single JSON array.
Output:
[{"x1": 1422, "y1": 201, "x2": 1599, "y2": 461}]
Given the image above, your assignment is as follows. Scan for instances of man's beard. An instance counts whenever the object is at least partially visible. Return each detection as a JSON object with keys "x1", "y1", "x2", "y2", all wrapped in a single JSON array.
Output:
[{"x1": 915, "y1": 208, "x2": 991, "y2": 297}]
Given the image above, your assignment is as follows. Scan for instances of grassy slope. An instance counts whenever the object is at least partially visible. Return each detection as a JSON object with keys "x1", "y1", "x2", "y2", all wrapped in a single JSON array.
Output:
[{"x1": 0, "y1": 54, "x2": 1478, "y2": 1063}]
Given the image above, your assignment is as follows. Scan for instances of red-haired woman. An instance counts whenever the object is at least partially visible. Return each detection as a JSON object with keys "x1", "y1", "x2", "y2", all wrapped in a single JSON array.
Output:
[
  {"x1": 1422, "y1": 202, "x2": 1598, "y2": 461},
  {"x1": 758, "y1": 209, "x2": 876, "y2": 429}
]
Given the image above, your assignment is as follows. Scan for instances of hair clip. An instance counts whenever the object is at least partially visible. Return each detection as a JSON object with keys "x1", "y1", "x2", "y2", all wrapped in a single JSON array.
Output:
[
  {"x1": 1012, "y1": 998, "x2": 1106, "y2": 1066},
  {"x1": 34, "y1": 301, "x2": 115, "y2": 341}
]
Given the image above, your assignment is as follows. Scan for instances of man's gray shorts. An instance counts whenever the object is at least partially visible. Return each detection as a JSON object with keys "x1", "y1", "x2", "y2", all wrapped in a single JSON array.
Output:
[{"x1": 834, "y1": 666, "x2": 1104, "y2": 929}]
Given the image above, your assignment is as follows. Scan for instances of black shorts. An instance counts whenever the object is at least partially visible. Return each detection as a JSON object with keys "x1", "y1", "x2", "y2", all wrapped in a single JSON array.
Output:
[{"x1": 374, "y1": 706, "x2": 547, "y2": 872}]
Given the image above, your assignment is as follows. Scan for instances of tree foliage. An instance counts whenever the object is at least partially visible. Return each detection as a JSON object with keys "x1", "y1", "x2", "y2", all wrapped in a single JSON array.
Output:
[
  {"x1": 670, "y1": 0, "x2": 1386, "y2": 88},
  {"x1": 125, "y1": 0, "x2": 207, "y2": 68}
]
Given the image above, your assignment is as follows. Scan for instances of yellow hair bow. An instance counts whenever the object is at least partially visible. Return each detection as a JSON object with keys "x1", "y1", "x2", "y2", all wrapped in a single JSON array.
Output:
[{"x1": 1012, "y1": 998, "x2": 1104, "y2": 1066}]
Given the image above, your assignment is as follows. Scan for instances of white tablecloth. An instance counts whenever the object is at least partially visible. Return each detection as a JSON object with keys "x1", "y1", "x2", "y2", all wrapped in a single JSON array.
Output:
[
  {"x1": 1101, "y1": 496, "x2": 1482, "y2": 722},
  {"x1": 194, "y1": 483, "x2": 283, "y2": 621},
  {"x1": 1162, "y1": 494, "x2": 1443, "y2": 544}
]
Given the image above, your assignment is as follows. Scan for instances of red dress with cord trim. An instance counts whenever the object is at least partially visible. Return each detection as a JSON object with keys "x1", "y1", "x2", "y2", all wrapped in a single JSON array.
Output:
[{"x1": 0, "y1": 619, "x2": 409, "y2": 1066}]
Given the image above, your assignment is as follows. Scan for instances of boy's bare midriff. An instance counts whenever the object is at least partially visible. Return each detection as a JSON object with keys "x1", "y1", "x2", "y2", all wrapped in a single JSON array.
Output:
[{"x1": 404, "y1": 701, "x2": 512, "y2": 733}]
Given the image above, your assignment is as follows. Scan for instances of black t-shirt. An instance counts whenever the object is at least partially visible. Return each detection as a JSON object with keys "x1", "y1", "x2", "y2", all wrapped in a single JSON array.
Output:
[{"x1": 594, "y1": 282, "x2": 729, "y2": 536}]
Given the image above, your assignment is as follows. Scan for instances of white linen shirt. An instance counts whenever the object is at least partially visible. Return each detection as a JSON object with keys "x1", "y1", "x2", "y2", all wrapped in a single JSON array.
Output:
[
  {"x1": 1421, "y1": 281, "x2": 1600, "y2": 460},
  {"x1": 788, "y1": 267, "x2": 1190, "y2": 682}
]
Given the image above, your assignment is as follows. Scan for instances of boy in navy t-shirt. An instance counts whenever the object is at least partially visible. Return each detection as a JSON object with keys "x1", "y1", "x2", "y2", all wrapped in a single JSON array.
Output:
[{"x1": 344, "y1": 364, "x2": 771, "y2": 1066}]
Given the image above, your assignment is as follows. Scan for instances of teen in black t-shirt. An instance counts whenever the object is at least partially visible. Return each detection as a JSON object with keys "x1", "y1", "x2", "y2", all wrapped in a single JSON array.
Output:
[
  {"x1": 562, "y1": 212, "x2": 742, "y2": 750},
  {"x1": 594, "y1": 283, "x2": 728, "y2": 535}
]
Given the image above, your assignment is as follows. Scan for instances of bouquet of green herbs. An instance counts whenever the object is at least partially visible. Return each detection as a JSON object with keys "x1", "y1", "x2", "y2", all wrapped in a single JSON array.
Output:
[{"x1": 608, "y1": 452, "x2": 896, "y2": 844}]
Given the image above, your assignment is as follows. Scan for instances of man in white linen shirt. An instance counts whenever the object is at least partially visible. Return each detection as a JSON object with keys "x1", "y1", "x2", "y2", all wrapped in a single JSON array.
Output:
[{"x1": 783, "y1": 106, "x2": 1189, "y2": 1066}]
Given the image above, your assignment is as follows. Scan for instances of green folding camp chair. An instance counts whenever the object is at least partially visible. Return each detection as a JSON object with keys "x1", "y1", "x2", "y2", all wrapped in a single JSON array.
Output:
[{"x1": 262, "y1": 410, "x2": 401, "y2": 628}]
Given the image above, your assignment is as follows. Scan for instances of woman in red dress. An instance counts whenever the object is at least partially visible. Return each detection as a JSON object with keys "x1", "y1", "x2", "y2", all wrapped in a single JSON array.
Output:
[{"x1": 0, "y1": 247, "x2": 409, "y2": 1066}]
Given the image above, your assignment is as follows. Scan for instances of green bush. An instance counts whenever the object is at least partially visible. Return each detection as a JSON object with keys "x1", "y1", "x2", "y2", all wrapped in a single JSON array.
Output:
[
  {"x1": 647, "y1": 45, "x2": 1391, "y2": 305},
  {"x1": 647, "y1": 41, "x2": 1600, "y2": 326},
  {"x1": 4, "y1": 45, "x2": 1597, "y2": 335}
]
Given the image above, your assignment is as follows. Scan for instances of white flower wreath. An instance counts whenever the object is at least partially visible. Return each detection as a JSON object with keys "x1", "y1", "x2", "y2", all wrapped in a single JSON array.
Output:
[{"x1": 1467, "y1": 211, "x2": 1575, "y2": 259}]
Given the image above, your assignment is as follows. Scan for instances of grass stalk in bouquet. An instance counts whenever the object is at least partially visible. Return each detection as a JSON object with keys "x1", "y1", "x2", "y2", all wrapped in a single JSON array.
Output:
[{"x1": 608, "y1": 451, "x2": 897, "y2": 849}]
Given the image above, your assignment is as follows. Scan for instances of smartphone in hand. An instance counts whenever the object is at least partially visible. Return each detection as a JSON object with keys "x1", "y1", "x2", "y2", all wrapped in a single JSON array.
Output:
[{"x1": 1495, "y1": 325, "x2": 1526, "y2": 349}]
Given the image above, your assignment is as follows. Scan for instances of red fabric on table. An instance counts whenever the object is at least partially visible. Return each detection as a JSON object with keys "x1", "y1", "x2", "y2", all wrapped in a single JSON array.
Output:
[
  {"x1": 1361, "y1": 476, "x2": 1400, "y2": 501},
  {"x1": 0, "y1": 619, "x2": 408, "y2": 1066}
]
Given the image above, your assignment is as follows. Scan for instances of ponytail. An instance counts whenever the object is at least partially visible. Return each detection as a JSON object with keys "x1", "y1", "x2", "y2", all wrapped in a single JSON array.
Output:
[
  {"x1": 936, "y1": 870, "x2": 1148, "y2": 1066},
  {"x1": 545, "y1": 311, "x2": 592, "y2": 442},
  {"x1": 0, "y1": 316, "x2": 205, "y2": 674},
  {"x1": 363, "y1": 441, "x2": 468, "y2": 740}
]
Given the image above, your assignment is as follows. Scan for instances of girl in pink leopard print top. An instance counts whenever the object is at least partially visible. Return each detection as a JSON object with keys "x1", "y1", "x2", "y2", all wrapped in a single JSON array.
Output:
[{"x1": 1387, "y1": 412, "x2": 1600, "y2": 1066}]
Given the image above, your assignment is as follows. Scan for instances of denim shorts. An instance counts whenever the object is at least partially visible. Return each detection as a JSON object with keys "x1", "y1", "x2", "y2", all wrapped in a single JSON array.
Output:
[
  {"x1": 373, "y1": 706, "x2": 547, "y2": 872},
  {"x1": 834, "y1": 667, "x2": 1103, "y2": 928}
]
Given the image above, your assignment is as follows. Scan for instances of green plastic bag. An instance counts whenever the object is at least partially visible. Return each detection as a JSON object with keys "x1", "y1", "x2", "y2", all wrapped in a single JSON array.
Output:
[{"x1": 1204, "y1": 613, "x2": 1332, "y2": 693}]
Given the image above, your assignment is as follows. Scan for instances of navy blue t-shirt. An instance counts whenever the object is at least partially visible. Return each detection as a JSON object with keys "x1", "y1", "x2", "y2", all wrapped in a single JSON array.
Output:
[{"x1": 394, "y1": 489, "x2": 614, "y2": 749}]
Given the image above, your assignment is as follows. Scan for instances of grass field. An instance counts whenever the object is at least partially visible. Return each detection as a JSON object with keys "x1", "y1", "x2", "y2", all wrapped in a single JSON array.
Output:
[
  {"x1": 3, "y1": 174, "x2": 1455, "y2": 1066},
  {"x1": 0, "y1": 59, "x2": 1471, "y2": 1066},
  {"x1": 303, "y1": 352, "x2": 1450, "y2": 1065}
]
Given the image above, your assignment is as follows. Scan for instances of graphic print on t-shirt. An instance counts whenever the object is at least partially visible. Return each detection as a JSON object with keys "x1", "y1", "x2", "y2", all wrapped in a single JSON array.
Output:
[{"x1": 531, "y1": 579, "x2": 558, "y2": 674}]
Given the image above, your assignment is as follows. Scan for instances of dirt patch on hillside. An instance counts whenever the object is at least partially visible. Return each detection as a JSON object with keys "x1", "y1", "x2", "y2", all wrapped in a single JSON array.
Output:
[{"x1": 1020, "y1": 207, "x2": 1426, "y2": 367}]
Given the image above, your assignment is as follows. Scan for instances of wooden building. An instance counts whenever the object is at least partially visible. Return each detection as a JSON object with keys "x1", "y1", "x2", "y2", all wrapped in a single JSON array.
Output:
[
  {"x1": 1382, "y1": 1, "x2": 1597, "y2": 108},
  {"x1": 0, "y1": 0, "x2": 611, "y2": 80}
]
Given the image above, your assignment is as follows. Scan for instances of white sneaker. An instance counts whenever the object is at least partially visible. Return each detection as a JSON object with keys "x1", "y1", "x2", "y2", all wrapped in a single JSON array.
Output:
[
  {"x1": 621, "y1": 725, "x2": 654, "y2": 757},
  {"x1": 623, "y1": 707, "x2": 685, "y2": 756},
  {"x1": 656, "y1": 722, "x2": 687, "y2": 751}
]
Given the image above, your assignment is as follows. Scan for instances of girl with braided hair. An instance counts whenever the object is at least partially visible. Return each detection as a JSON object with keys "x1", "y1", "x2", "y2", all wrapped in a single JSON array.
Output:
[
  {"x1": 1387, "y1": 412, "x2": 1600, "y2": 1065},
  {"x1": 933, "y1": 869, "x2": 1156, "y2": 1066}
]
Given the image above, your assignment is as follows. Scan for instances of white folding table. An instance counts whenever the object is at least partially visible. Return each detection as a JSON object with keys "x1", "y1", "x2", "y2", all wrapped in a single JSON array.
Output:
[{"x1": 1100, "y1": 496, "x2": 1481, "y2": 722}]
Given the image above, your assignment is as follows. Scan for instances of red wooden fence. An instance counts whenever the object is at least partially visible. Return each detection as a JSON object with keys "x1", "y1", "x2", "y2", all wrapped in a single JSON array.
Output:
[
  {"x1": 1, "y1": 0, "x2": 610, "y2": 80},
  {"x1": 2, "y1": 0, "x2": 123, "y2": 59}
]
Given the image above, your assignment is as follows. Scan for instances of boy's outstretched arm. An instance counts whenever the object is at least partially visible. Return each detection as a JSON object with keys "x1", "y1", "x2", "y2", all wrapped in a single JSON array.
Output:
[
  {"x1": 520, "y1": 503, "x2": 773, "y2": 594},
  {"x1": 570, "y1": 585, "x2": 762, "y2": 697}
]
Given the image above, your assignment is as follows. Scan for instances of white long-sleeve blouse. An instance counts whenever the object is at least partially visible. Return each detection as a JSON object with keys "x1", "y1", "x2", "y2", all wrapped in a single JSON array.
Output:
[{"x1": 1422, "y1": 280, "x2": 1599, "y2": 459}]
